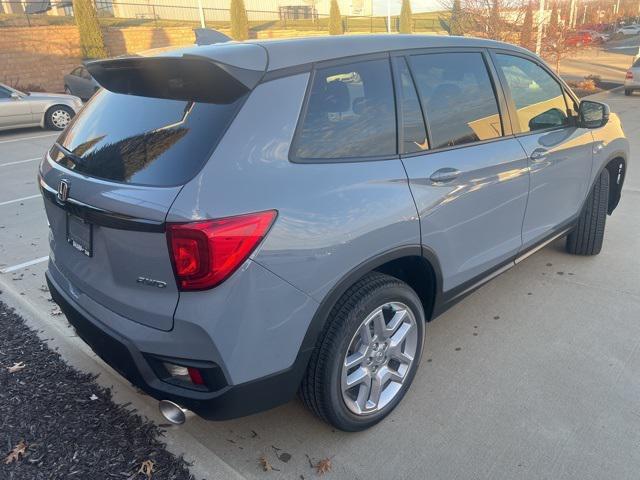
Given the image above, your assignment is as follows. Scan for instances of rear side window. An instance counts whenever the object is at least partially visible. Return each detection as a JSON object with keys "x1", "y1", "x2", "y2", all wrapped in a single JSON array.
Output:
[
  {"x1": 495, "y1": 54, "x2": 569, "y2": 132},
  {"x1": 292, "y1": 58, "x2": 397, "y2": 160},
  {"x1": 394, "y1": 57, "x2": 429, "y2": 154},
  {"x1": 409, "y1": 52, "x2": 502, "y2": 149},
  {"x1": 50, "y1": 89, "x2": 246, "y2": 187}
]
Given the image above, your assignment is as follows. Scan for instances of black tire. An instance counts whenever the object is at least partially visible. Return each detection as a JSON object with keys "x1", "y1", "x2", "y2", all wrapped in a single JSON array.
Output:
[
  {"x1": 45, "y1": 105, "x2": 74, "y2": 131},
  {"x1": 300, "y1": 272, "x2": 425, "y2": 431},
  {"x1": 625, "y1": 89, "x2": 632, "y2": 96},
  {"x1": 566, "y1": 168, "x2": 609, "y2": 255}
]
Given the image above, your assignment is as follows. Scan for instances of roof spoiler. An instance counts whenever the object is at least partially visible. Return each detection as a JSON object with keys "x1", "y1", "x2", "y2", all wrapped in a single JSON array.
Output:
[{"x1": 86, "y1": 55, "x2": 263, "y2": 104}]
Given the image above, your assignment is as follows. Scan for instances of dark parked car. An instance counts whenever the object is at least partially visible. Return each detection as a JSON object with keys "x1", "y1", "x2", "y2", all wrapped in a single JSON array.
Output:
[
  {"x1": 63, "y1": 65, "x2": 99, "y2": 101},
  {"x1": 41, "y1": 35, "x2": 628, "y2": 432}
]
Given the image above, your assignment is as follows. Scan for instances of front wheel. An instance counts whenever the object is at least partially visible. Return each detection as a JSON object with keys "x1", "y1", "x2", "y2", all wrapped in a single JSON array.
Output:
[
  {"x1": 45, "y1": 105, "x2": 74, "y2": 130},
  {"x1": 566, "y1": 168, "x2": 610, "y2": 255},
  {"x1": 300, "y1": 273, "x2": 425, "y2": 431}
]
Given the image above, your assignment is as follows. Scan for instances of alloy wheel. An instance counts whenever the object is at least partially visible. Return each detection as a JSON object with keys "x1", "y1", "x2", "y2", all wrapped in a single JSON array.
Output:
[{"x1": 340, "y1": 302, "x2": 418, "y2": 415}]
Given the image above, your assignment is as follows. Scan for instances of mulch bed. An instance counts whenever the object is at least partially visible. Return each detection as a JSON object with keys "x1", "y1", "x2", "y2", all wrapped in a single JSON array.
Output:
[{"x1": 0, "y1": 300, "x2": 197, "y2": 480}]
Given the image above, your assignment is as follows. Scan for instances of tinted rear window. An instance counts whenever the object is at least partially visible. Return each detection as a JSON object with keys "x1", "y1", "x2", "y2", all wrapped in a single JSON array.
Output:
[
  {"x1": 51, "y1": 89, "x2": 246, "y2": 187},
  {"x1": 291, "y1": 58, "x2": 397, "y2": 160}
]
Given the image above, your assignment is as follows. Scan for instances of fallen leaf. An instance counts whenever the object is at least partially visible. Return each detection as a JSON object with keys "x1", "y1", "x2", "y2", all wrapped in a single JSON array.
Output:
[
  {"x1": 315, "y1": 457, "x2": 332, "y2": 475},
  {"x1": 89, "y1": 394, "x2": 98, "y2": 401},
  {"x1": 4, "y1": 440, "x2": 27, "y2": 464},
  {"x1": 137, "y1": 459, "x2": 154, "y2": 479},
  {"x1": 7, "y1": 362, "x2": 26, "y2": 373},
  {"x1": 259, "y1": 455, "x2": 273, "y2": 472}
]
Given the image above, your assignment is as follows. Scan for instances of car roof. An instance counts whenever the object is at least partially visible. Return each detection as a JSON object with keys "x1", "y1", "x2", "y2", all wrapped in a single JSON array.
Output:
[{"x1": 166, "y1": 34, "x2": 530, "y2": 73}]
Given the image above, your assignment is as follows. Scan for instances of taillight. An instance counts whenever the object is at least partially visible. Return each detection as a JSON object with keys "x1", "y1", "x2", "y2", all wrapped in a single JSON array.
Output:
[
  {"x1": 626, "y1": 71, "x2": 634, "y2": 79},
  {"x1": 166, "y1": 210, "x2": 277, "y2": 291},
  {"x1": 187, "y1": 367, "x2": 205, "y2": 385}
]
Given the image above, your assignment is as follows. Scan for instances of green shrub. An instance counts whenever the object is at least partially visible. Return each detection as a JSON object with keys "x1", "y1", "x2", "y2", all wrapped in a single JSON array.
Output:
[
  {"x1": 329, "y1": 0, "x2": 343, "y2": 35},
  {"x1": 520, "y1": 0, "x2": 533, "y2": 50},
  {"x1": 230, "y1": 0, "x2": 249, "y2": 40},
  {"x1": 449, "y1": 0, "x2": 463, "y2": 36},
  {"x1": 72, "y1": 0, "x2": 108, "y2": 59},
  {"x1": 399, "y1": 0, "x2": 413, "y2": 33}
]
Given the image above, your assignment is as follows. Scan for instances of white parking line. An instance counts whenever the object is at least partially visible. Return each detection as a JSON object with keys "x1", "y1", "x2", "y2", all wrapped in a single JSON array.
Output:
[
  {"x1": 0, "y1": 157, "x2": 40, "y2": 167},
  {"x1": 0, "y1": 133, "x2": 57, "y2": 145},
  {"x1": 0, "y1": 194, "x2": 41, "y2": 207},
  {"x1": 0, "y1": 256, "x2": 48, "y2": 274}
]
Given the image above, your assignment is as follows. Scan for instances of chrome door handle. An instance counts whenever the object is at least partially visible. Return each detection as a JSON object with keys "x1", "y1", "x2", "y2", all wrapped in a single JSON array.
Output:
[
  {"x1": 430, "y1": 168, "x2": 461, "y2": 183},
  {"x1": 530, "y1": 148, "x2": 548, "y2": 161}
]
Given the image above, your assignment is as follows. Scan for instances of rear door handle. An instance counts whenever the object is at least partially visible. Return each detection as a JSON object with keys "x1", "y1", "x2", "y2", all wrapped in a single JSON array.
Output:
[
  {"x1": 530, "y1": 148, "x2": 548, "y2": 161},
  {"x1": 430, "y1": 168, "x2": 461, "y2": 183}
]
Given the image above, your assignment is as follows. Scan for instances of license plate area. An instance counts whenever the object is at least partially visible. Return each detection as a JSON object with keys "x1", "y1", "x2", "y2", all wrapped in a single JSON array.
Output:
[{"x1": 66, "y1": 213, "x2": 93, "y2": 257}]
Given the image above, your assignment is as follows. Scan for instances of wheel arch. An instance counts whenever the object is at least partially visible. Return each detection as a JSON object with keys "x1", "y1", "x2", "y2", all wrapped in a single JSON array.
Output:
[
  {"x1": 299, "y1": 246, "x2": 443, "y2": 354},
  {"x1": 603, "y1": 155, "x2": 626, "y2": 214}
]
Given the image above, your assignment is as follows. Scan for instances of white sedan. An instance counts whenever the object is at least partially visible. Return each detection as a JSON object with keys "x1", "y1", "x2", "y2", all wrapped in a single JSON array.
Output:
[
  {"x1": 616, "y1": 25, "x2": 640, "y2": 36},
  {"x1": 0, "y1": 82, "x2": 83, "y2": 132}
]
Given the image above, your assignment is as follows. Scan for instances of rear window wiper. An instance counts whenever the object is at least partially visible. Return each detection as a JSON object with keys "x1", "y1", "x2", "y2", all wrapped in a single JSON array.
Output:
[{"x1": 55, "y1": 143, "x2": 86, "y2": 165}]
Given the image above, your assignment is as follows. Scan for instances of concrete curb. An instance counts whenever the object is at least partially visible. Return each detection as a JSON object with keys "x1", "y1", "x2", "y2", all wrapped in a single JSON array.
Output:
[{"x1": 0, "y1": 270, "x2": 246, "y2": 480}]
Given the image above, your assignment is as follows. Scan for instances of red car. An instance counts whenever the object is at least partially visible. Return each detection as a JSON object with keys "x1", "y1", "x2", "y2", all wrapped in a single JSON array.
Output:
[{"x1": 566, "y1": 31, "x2": 593, "y2": 47}]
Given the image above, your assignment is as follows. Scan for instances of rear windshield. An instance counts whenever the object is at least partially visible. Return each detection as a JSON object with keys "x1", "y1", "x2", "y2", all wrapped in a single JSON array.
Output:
[{"x1": 50, "y1": 89, "x2": 246, "y2": 187}]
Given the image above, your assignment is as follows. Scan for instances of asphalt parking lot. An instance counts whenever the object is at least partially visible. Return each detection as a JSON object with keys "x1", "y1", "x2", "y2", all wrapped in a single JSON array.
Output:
[{"x1": 1, "y1": 87, "x2": 639, "y2": 479}]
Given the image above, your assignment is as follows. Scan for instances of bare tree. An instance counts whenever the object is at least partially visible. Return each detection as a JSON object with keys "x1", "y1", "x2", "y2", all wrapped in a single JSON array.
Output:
[
  {"x1": 543, "y1": 3, "x2": 575, "y2": 74},
  {"x1": 439, "y1": 0, "x2": 528, "y2": 42}
]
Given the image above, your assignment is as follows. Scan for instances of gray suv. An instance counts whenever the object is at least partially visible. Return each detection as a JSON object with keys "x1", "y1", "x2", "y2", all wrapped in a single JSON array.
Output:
[{"x1": 39, "y1": 35, "x2": 629, "y2": 432}]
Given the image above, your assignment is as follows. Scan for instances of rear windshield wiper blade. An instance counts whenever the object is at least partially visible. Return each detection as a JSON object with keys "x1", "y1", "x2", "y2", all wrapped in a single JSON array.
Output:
[{"x1": 55, "y1": 143, "x2": 85, "y2": 165}]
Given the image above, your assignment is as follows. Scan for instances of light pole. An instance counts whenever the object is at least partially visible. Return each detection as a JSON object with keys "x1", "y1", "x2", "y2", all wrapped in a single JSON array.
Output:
[
  {"x1": 536, "y1": 0, "x2": 545, "y2": 55},
  {"x1": 197, "y1": 0, "x2": 206, "y2": 28}
]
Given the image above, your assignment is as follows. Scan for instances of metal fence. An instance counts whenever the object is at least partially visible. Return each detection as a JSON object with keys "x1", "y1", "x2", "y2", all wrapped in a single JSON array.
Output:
[{"x1": 0, "y1": 0, "x2": 444, "y2": 32}]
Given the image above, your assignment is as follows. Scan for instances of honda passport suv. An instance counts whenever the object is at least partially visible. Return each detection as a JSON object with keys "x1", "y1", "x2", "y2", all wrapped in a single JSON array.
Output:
[{"x1": 40, "y1": 35, "x2": 628, "y2": 432}]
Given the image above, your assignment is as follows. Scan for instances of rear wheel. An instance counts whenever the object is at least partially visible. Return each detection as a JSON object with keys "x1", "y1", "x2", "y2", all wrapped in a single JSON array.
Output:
[
  {"x1": 300, "y1": 273, "x2": 425, "y2": 431},
  {"x1": 45, "y1": 105, "x2": 74, "y2": 130},
  {"x1": 566, "y1": 168, "x2": 610, "y2": 256}
]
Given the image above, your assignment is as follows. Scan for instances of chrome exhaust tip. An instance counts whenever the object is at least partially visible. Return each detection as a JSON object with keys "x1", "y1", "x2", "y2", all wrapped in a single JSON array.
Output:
[{"x1": 159, "y1": 400, "x2": 192, "y2": 425}]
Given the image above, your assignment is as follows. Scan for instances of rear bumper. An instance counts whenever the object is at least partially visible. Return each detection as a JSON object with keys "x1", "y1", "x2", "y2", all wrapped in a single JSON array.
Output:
[{"x1": 46, "y1": 271, "x2": 313, "y2": 420}]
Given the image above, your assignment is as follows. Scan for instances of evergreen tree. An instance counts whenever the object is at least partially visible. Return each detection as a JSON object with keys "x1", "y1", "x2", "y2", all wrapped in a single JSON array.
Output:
[
  {"x1": 72, "y1": 0, "x2": 108, "y2": 59},
  {"x1": 449, "y1": 0, "x2": 464, "y2": 36},
  {"x1": 488, "y1": 0, "x2": 502, "y2": 40},
  {"x1": 521, "y1": 0, "x2": 533, "y2": 50},
  {"x1": 329, "y1": 0, "x2": 343, "y2": 35},
  {"x1": 399, "y1": 0, "x2": 413, "y2": 33},
  {"x1": 230, "y1": 0, "x2": 250, "y2": 41}
]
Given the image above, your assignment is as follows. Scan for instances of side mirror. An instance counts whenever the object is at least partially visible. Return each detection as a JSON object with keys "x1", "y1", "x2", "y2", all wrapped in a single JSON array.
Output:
[
  {"x1": 579, "y1": 100, "x2": 610, "y2": 128},
  {"x1": 10, "y1": 92, "x2": 21, "y2": 100},
  {"x1": 528, "y1": 108, "x2": 567, "y2": 131}
]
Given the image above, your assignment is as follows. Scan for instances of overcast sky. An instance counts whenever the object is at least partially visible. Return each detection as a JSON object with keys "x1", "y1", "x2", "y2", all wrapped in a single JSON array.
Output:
[{"x1": 371, "y1": 0, "x2": 444, "y2": 15}]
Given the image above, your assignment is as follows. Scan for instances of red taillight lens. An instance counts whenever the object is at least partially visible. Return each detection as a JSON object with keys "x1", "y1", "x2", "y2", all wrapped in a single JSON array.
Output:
[
  {"x1": 187, "y1": 367, "x2": 205, "y2": 385},
  {"x1": 166, "y1": 210, "x2": 277, "y2": 291},
  {"x1": 626, "y1": 71, "x2": 634, "y2": 79}
]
